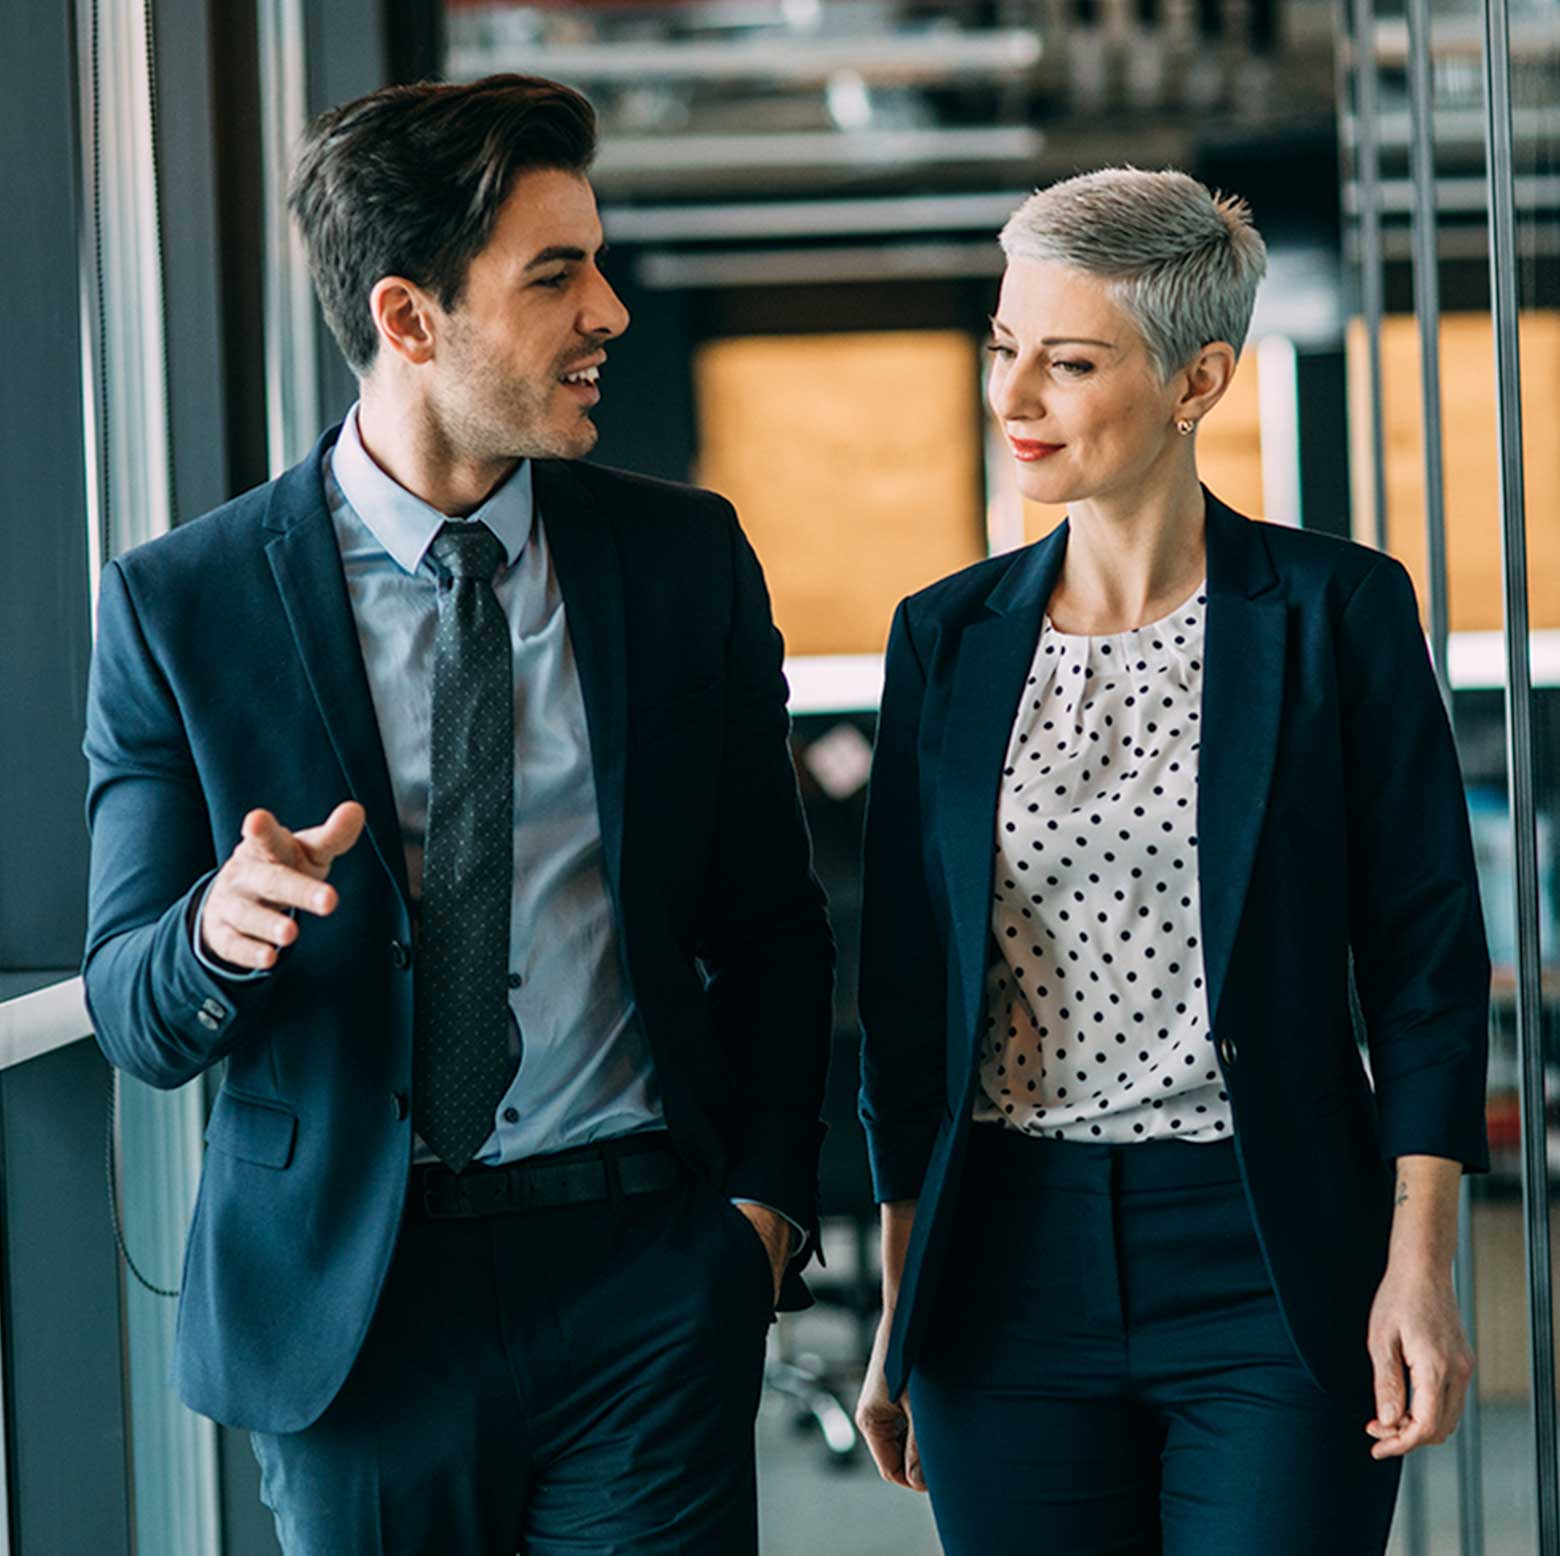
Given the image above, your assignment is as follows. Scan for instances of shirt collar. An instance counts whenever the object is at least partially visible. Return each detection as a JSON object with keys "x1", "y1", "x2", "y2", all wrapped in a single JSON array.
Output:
[{"x1": 331, "y1": 402, "x2": 534, "y2": 577}]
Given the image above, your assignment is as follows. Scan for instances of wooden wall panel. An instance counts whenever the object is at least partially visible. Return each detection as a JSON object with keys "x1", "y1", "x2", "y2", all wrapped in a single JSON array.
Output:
[
  {"x1": 1346, "y1": 310, "x2": 1560, "y2": 631},
  {"x1": 694, "y1": 331, "x2": 986, "y2": 656}
]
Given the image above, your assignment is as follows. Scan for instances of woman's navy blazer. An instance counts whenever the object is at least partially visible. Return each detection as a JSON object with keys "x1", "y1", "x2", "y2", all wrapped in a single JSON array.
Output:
[{"x1": 859, "y1": 486, "x2": 1491, "y2": 1404}]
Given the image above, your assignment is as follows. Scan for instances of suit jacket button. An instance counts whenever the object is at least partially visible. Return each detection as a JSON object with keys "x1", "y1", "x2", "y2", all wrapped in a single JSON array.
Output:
[
  {"x1": 389, "y1": 940, "x2": 412, "y2": 970},
  {"x1": 1219, "y1": 1036, "x2": 1238, "y2": 1067},
  {"x1": 390, "y1": 1091, "x2": 409, "y2": 1121}
]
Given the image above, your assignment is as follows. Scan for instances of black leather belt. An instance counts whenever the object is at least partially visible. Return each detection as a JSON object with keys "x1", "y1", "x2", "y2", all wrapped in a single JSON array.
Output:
[{"x1": 410, "y1": 1137, "x2": 683, "y2": 1220}]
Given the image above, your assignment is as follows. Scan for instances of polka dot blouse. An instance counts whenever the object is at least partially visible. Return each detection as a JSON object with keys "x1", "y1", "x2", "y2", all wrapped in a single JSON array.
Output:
[{"x1": 972, "y1": 579, "x2": 1232, "y2": 1144}]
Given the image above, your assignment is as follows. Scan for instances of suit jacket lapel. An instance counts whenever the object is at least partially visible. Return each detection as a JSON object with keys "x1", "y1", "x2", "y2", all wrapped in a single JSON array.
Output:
[
  {"x1": 532, "y1": 460, "x2": 628, "y2": 907},
  {"x1": 262, "y1": 429, "x2": 411, "y2": 911},
  {"x1": 1197, "y1": 490, "x2": 1287, "y2": 1039},
  {"x1": 939, "y1": 525, "x2": 1068, "y2": 1054}
]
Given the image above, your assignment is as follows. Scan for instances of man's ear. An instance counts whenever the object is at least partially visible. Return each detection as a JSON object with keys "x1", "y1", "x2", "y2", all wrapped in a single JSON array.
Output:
[{"x1": 368, "y1": 276, "x2": 438, "y2": 368}]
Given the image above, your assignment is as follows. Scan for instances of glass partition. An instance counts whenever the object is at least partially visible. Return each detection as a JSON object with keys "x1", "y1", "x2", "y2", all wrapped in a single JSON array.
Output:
[{"x1": 1344, "y1": 0, "x2": 1560, "y2": 1543}]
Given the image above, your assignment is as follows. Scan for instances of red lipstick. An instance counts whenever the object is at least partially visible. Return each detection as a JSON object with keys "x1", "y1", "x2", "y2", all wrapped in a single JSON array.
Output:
[{"x1": 1009, "y1": 437, "x2": 1064, "y2": 462}]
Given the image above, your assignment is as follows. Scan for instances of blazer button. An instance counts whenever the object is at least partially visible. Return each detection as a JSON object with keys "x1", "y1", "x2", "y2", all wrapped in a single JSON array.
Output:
[
  {"x1": 389, "y1": 939, "x2": 412, "y2": 970},
  {"x1": 390, "y1": 1091, "x2": 409, "y2": 1122},
  {"x1": 1219, "y1": 1036, "x2": 1238, "y2": 1068}
]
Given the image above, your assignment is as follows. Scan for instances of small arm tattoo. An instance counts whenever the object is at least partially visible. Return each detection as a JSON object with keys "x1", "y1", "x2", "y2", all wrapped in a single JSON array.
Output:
[{"x1": 1395, "y1": 1179, "x2": 1410, "y2": 1208}]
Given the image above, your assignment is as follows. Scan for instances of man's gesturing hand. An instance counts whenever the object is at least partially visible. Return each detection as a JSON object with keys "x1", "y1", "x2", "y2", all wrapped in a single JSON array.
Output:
[{"x1": 198, "y1": 803, "x2": 367, "y2": 972}]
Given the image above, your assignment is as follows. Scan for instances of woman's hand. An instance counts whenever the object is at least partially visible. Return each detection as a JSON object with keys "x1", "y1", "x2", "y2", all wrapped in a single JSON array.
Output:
[
  {"x1": 1365, "y1": 1156, "x2": 1475, "y2": 1459},
  {"x1": 856, "y1": 1315, "x2": 925, "y2": 1491},
  {"x1": 1365, "y1": 1264, "x2": 1474, "y2": 1457}
]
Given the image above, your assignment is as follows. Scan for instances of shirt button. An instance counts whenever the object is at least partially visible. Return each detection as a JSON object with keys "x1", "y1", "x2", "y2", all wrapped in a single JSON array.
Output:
[
  {"x1": 502, "y1": 1107, "x2": 520, "y2": 1125},
  {"x1": 1219, "y1": 1037, "x2": 1238, "y2": 1068},
  {"x1": 389, "y1": 940, "x2": 412, "y2": 970},
  {"x1": 507, "y1": 972, "x2": 522, "y2": 990},
  {"x1": 390, "y1": 1091, "x2": 409, "y2": 1121}
]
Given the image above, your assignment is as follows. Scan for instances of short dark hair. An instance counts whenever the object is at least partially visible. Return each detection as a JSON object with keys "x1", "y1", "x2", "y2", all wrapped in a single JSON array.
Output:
[{"x1": 288, "y1": 74, "x2": 598, "y2": 374}]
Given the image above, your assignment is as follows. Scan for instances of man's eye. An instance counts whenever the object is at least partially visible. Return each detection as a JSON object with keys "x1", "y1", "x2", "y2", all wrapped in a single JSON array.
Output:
[{"x1": 536, "y1": 272, "x2": 570, "y2": 289}]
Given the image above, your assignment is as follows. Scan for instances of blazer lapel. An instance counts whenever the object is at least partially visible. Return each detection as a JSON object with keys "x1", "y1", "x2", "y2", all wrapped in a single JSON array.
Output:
[
  {"x1": 939, "y1": 525, "x2": 1069, "y2": 1052},
  {"x1": 1196, "y1": 489, "x2": 1287, "y2": 1039},
  {"x1": 262, "y1": 429, "x2": 411, "y2": 911},
  {"x1": 532, "y1": 460, "x2": 628, "y2": 907}
]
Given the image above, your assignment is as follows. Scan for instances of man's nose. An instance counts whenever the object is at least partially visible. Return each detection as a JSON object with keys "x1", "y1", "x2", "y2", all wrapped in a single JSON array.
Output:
[{"x1": 582, "y1": 269, "x2": 630, "y2": 340}]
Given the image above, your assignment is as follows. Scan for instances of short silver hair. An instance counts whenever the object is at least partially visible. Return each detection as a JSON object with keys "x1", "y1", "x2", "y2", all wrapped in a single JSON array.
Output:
[{"x1": 998, "y1": 166, "x2": 1268, "y2": 383}]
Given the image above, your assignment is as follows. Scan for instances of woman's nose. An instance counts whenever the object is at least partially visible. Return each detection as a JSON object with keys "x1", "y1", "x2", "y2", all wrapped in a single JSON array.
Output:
[{"x1": 991, "y1": 364, "x2": 1043, "y2": 425}]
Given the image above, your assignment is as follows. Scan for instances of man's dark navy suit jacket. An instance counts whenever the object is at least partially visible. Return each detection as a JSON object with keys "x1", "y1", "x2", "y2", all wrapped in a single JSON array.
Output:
[
  {"x1": 859, "y1": 487, "x2": 1491, "y2": 1405},
  {"x1": 81, "y1": 427, "x2": 834, "y2": 1434}
]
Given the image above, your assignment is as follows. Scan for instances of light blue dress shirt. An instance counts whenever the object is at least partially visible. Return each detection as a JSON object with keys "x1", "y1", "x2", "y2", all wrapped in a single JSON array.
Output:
[{"x1": 200, "y1": 405, "x2": 664, "y2": 1164}]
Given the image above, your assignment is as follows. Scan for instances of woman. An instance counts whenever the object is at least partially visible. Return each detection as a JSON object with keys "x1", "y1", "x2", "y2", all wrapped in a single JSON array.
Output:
[{"x1": 853, "y1": 167, "x2": 1489, "y2": 1553}]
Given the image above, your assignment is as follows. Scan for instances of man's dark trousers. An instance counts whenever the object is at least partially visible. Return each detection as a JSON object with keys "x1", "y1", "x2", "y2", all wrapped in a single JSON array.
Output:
[{"x1": 251, "y1": 1137, "x2": 775, "y2": 1555}]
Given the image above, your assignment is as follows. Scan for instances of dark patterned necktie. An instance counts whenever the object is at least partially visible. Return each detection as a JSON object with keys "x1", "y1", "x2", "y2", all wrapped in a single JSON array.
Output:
[{"x1": 414, "y1": 522, "x2": 514, "y2": 1171}]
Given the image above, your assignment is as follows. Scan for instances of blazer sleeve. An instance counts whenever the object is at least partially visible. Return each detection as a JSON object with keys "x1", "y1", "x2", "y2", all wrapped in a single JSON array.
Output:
[
  {"x1": 80, "y1": 558, "x2": 277, "y2": 1090},
  {"x1": 697, "y1": 504, "x2": 836, "y2": 1254},
  {"x1": 857, "y1": 598, "x2": 951, "y2": 1203},
  {"x1": 1337, "y1": 556, "x2": 1491, "y2": 1170}
]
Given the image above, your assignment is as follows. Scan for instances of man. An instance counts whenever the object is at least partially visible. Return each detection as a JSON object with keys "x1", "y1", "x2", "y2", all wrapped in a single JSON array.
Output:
[{"x1": 82, "y1": 74, "x2": 833, "y2": 1555}]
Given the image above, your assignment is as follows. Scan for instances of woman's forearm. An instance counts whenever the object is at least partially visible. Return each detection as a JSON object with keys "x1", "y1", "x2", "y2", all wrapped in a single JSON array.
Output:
[
  {"x1": 1386, "y1": 1155, "x2": 1462, "y2": 1274},
  {"x1": 880, "y1": 1200, "x2": 918, "y2": 1311}
]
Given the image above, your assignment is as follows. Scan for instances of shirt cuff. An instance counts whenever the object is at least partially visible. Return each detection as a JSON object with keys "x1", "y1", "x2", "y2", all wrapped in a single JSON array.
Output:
[
  {"x1": 729, "y1": 1198, "x2": 808, "y2": 1261},
  {"x1": 188, "y1": 871, "x2": 282, "y2": 983}
]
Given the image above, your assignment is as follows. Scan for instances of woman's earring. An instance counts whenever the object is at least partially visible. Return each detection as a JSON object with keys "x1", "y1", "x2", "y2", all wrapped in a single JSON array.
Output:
[{"x1": 1176, "y1": 419, "x2": 1196, "y2": 436}]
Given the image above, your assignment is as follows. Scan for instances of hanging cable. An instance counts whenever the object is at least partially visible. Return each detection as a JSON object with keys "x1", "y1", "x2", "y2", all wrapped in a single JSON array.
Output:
[{"x1": 107, "y1": 1072, "x2": 179, "y2": 1299}]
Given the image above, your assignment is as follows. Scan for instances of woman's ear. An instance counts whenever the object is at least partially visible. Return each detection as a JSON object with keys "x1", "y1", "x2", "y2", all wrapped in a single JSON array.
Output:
[{"x1": 1177, "y1": 341, "x2": 1238, "y2": 423}]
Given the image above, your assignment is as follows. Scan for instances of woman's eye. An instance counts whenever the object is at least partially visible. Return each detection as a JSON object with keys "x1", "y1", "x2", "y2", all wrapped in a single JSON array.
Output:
[
  {"x1": 984, "y1": 341, "x2": 1015, "y2": 358},
  {"x1": 1055, "y1": 360, "x2": 1093, "y2": 375}
]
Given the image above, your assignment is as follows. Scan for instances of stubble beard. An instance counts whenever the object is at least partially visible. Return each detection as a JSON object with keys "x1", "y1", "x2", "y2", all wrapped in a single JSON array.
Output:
[{"x1": 440, "y1": 338, "x2": 598, "y2": 464}]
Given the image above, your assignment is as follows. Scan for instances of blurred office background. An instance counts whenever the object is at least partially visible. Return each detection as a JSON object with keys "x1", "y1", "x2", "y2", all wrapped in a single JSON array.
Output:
[{"x1": 5, "y1": 0, "x2": 1560, "y2": 1551}]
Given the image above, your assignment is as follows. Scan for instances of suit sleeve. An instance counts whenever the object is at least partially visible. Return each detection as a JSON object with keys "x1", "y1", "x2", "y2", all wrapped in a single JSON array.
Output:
[
  {"x1": 1337, "y1": 556, "x2": 1491, "y2": 1170},
  {"x1": 697, "y1": 504, "x2": 835, "y2": 1257},
  {"x1": 857, "y1": 598, "x2": 950, "y2": 1203},
  {"x1": 81, "y1": 558, "x2": 277, "y2": 1090}
]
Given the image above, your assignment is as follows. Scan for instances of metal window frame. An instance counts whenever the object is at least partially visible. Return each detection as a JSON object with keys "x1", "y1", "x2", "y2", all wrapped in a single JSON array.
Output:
[
  {"x1": 73, "y1": 0, "x2": 221, "y2": 1548},
  {"x1": 258, "y1": 0, "x2": 318, "y2": 476},
  {"x1": 1479, "y1": 0, "x2": 1560, "y2": 1545},
  {"x1": 1403, "y1": 0, "x2": 1489, "y2": 1542}
]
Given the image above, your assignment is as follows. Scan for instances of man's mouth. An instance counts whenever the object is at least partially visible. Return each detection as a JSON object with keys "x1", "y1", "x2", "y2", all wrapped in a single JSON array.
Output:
[{"x1": 558, "y1": 359, "x2": 603, "y2": 407}]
